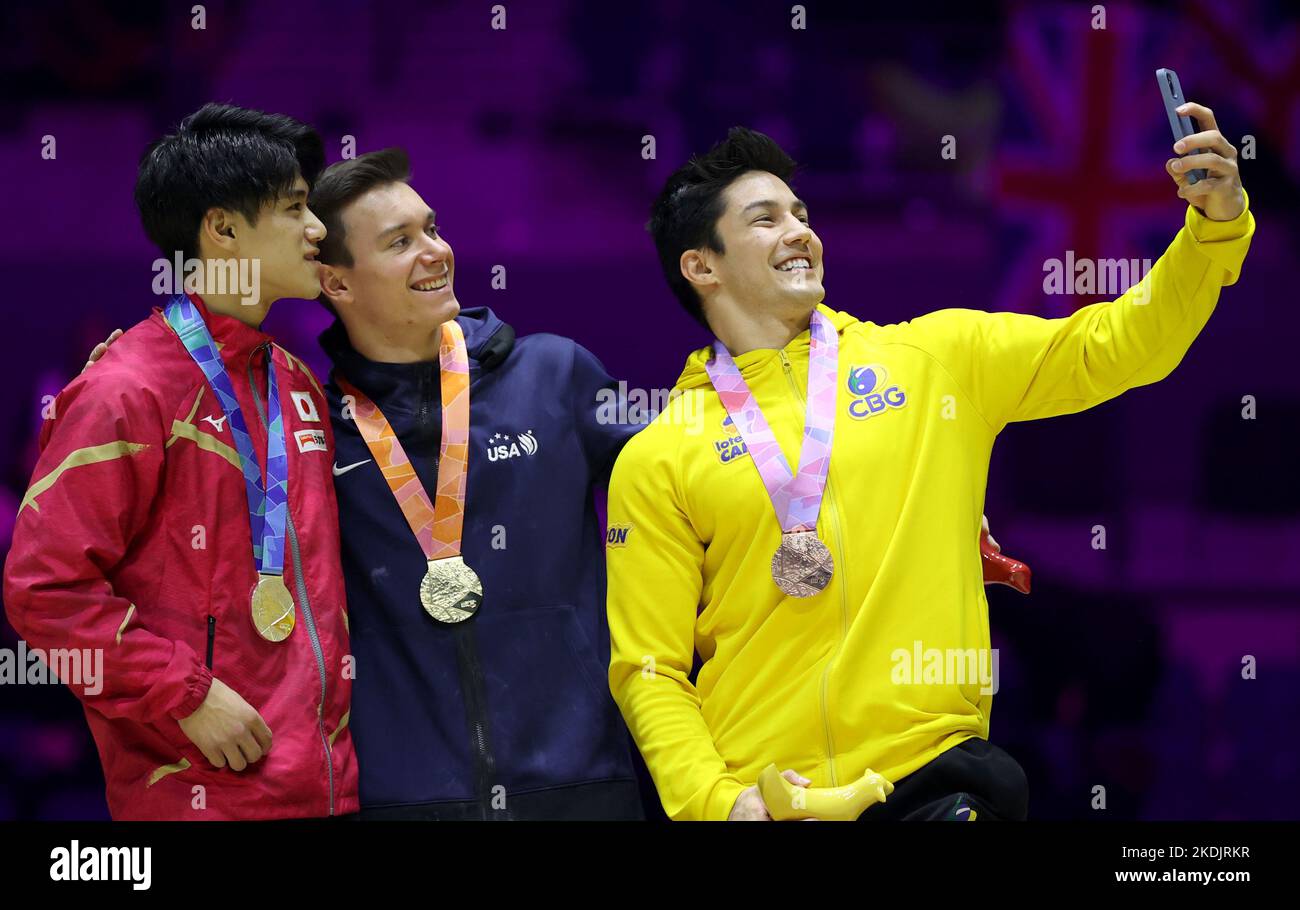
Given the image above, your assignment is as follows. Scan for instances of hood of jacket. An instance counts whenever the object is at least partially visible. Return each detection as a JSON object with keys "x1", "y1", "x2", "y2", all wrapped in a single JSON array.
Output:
[{"x1": 318, "y1": 306, "x2": 516, "y2": 407}]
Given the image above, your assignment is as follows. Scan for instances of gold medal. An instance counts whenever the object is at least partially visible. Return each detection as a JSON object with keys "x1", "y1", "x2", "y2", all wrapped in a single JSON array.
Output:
[
  {"x1": 250, "y1": 573, "x2": 296, "y2": 642},
  {"x1": 771, "y1": 530, "x2": 834, "y2": 598},
  {"x1": 420, "y1": 556, "x2": 483, "y2": 624},
  {"x1": 339, "y1": 323, "x2": 485, "y2": 625}
]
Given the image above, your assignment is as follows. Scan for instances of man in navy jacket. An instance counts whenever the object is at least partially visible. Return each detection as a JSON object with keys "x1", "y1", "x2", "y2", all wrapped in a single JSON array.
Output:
[{"x1": 310, "y1": 147, "x2": 643, "y2": 819}]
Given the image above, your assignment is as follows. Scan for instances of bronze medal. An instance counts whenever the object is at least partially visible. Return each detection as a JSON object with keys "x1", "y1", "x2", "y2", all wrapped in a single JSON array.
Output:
[
  {"x1": 771, "y1": 530, "x2": 834, "y2": 598},
  {"x1": 706, "y1": 312, "x2": 841, "y2": 599},
  {"x1": 250, "y1": 573, "x2": 296, "y2": 642},
  {"x1": 420, "y1": 556, "x2": 483, "y2": 624}
]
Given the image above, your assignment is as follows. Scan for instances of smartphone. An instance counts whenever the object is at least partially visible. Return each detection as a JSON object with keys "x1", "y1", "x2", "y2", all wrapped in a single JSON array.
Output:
[{"x1": 1157, "y1": 68, "x2": 1207, "y2": 184}]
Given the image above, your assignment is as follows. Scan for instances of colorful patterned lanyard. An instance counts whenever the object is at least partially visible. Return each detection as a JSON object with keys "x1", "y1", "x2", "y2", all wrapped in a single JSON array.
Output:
[
  {"x1": 337, "y1": 319, "x2": 481, "y2": 623},
  {"x1": 165, "y1": 295, "x2": 294, "y2": 640},
  {"x1": 704, "y1": 309, "x2": 839, "y2": 597}
]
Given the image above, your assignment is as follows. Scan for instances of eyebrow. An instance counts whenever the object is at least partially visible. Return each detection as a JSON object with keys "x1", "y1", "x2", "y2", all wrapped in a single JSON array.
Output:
[
  {"x1": 741, "y1": 198, "x2": 808, "y2": 214},
  {"x1": 378, "y1": 210, "x2": 437, "y2": 241},
  {"x1": 284, "y1": 187, "x2": 308, "y2": 203}
]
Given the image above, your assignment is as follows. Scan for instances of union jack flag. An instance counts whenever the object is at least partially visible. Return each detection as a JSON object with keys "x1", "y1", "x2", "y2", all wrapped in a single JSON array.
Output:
[{"x1": 990, "y1": 4, "x2": 1205, "y2": 317}]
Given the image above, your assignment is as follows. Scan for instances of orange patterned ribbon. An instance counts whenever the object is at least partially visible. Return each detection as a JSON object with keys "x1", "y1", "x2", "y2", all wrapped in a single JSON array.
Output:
[{"x1": 336, "y1": 320, "x2": 470, "y2": 560}]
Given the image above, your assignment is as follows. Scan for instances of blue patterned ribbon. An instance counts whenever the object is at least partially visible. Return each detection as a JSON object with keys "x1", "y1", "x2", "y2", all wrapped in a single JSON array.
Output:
[{"x1": 164, "y1": 295, "x2": 287, "y2": 575}]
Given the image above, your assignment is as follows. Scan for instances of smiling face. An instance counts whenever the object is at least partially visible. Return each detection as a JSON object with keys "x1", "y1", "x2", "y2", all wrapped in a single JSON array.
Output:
[
  {"x1": 218, "y1": 175, "x2": 326, "y2": 302},
  {"x1": 701, "y1": 170, "x2": 825, "y2": 320},
  {"x1": 320, "y1": 180, "x2": 459, "y2": 354}
]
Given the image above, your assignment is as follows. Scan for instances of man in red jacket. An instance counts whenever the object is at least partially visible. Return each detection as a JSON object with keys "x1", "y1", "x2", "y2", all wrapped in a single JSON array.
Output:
[{"x1": 3, "y1": 104, "x2": 359, "y2": 820}]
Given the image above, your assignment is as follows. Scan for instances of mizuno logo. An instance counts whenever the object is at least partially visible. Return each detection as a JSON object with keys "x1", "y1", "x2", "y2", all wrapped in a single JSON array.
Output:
[
  {"x1": 332, "y1": 459, "x2": 372, "y2": 477},
  {"x1": 201, "y1": 414, "x2": 228, "y2": 433},
  {"x1": 330, "y1": 457, "x2": 371, "y2": 480}
]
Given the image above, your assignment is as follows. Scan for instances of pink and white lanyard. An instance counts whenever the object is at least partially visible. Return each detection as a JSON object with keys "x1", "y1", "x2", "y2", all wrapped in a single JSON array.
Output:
[{"x1": 703, "y1": 310, "x2": 838, "y2": 535}]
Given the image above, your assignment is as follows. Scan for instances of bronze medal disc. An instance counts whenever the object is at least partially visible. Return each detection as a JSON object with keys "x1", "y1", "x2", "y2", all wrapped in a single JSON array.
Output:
[
  {"x1": 250, "y1": 574, "x2": 296, "y2": 642},
  {"x1": 771, "y1": 530, "x2": 834, "y2": 598},
  {"x1": 420, "y1": 556, "x2": 483, "y2": 623}
]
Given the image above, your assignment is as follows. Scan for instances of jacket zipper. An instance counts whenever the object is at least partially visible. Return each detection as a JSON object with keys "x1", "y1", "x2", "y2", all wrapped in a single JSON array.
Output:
[
  {"x1": 781, "y1": 349, "x2": 849, "y2": 788},
  {"x1": 455, "y1": 626, "x2": 502, "y2": 819},
  {"x1": 422, "y1": 365, "x2": 497, "y2": 817},
  {"x1": 248, "y1": 344, "x2": 335, "y2": 816},
  {"x1": 417, "y1": 370, "x2": 432, "y2": 439}
]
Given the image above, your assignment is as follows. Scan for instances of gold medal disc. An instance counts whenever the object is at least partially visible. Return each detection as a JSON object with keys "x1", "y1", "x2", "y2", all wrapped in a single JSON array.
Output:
[
  {"x1": 420, "y1": 556, "x2": 483, "y2": 623},
  {"x1": 250, "y1": 574, "x2": 296, "y2": 642}
]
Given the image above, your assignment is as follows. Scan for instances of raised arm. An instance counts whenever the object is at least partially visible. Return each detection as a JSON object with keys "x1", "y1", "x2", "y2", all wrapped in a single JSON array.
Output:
[{"x1": 895, "y1": 102, "x2": 1252, "y2": 432}]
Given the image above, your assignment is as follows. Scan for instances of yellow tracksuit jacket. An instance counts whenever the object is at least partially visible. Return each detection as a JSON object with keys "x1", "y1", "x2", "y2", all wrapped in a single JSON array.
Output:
[{"x1": 606, "y1": 198, "x2": 1255, "y2": 820}]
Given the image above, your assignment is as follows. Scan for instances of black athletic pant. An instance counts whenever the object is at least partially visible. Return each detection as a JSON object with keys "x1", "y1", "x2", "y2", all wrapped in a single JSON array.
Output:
[{"x1": 857, "y1": 738, "x2": 1029, "y2": 821}]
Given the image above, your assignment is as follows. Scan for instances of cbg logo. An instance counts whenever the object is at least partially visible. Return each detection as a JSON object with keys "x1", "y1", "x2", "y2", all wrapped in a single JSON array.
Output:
[{"x1": 847, "y1": 364, "x2": 907, "y2": 420}]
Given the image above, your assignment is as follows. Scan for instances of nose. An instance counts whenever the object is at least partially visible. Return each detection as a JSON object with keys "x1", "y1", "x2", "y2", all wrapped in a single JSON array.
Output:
[
  {"x1": 418, "y1": 231, "x2": 452, "y2": 266},
  {"x1": 784, "y1": 214, "x2": 812, "y2": 246},
  {"x1": 304, "y1": 206, "x2": 326, "y2": 242}
]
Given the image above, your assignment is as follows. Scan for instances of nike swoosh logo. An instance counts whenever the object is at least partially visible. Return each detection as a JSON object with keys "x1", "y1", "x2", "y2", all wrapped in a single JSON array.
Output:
[{"x1": 332, "y1": 459, "x2": 372, "y2": 477}]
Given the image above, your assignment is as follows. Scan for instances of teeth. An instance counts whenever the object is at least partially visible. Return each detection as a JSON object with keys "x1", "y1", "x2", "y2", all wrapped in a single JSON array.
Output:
[
  {"x1": 413, "y1": 275, "x2": 449, "y2": 291},
  {"x1": 777, "y1": 258, "x2": 811, "y2": 271}
]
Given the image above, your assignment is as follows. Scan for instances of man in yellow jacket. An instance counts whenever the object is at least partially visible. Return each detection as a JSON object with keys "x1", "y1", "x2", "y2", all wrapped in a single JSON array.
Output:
[{"x1": 606, "y1": 104, "x2": 1253, "y2": 820}]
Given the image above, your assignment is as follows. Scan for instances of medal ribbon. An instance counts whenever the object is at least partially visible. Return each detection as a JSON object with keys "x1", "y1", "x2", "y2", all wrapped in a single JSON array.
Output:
[
  {"x1": 336, "y1": 319, "x2": 470, "y2": 561},
  {"x1": 703, "y1": 309, "x2": 838, "y2": 533},
  {"x1": 164, "y1": 295, "x2": 287, "y2": 575}
]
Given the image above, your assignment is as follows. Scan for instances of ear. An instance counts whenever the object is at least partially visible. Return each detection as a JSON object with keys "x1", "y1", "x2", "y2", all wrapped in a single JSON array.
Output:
[
  {"x1": 318, "y1": 263, "x2": 354, "y2": 309},
  {"x1": 680, "y1": 248, "x2": 719, "y2": 293},
  {"x1": 199, "y1": 207, "x2": 240, "y2": 256}
]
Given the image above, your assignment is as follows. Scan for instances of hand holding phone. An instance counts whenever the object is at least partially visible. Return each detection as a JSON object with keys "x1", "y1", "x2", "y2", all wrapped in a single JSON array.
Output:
[{"x1": 1157, "y1": 68, "x2": 1208, "y2": 184}]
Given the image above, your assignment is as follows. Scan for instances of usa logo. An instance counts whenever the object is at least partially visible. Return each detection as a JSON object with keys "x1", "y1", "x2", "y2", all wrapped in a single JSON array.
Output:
[
  {"x1": 487, "y1": 430, "x2": 539, "y2": 462},
  {"x1": 846, "y1": 364, "x2": 907, "y2": 420}
]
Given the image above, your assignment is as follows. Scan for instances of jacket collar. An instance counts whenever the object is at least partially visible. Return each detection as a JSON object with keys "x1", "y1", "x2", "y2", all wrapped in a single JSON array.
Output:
[
  {"x1": 674, "y1": 303, "x2": 859, "y2": 389},
  {"x1": 159, "y1": 291, "x2": 276, "y2": 360},
  {"x1": 319, "y1": 306, "x2": 515, "y2": 408}
]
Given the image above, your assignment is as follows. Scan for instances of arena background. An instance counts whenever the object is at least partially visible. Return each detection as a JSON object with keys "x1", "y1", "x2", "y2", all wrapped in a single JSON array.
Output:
[{"x1": 0, "y1": 0, "x2": 1296, "y2": 820}]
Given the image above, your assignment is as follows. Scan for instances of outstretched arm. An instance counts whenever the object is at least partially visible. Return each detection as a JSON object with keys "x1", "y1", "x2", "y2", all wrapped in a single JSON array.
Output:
[{"x1": 895, "y1": 99, "x2": 1253, "y2": 432}]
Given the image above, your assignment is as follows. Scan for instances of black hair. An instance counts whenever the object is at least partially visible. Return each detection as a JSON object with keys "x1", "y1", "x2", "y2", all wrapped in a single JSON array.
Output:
[
  {"x1": 308, "y1": 147, "x2": 412, "y2": 269},
  {"x1": 134, "y1": 103, "x2": 325, "y2": 260},
  {"x1": 648, "y1": 127, "x2": 798, "y2": 328}
]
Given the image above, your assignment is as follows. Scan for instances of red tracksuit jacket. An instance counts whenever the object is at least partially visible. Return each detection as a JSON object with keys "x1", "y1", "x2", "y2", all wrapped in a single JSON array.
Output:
[{"x1": 3, "y1": 294, "x2": 359, "y2": 820}]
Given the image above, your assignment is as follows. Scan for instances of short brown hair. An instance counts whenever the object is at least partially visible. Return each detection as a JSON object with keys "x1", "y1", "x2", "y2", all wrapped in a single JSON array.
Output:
[{"x1": 310, "y1": 146, "x2": 412, "y2": 268}]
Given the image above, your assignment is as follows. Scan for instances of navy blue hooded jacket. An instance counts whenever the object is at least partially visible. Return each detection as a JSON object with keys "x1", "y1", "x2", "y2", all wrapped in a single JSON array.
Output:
[{"x1": 320, "y1": 307, "x2": 642, "y2": 819}]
